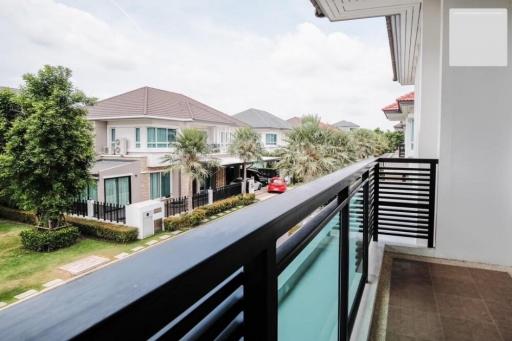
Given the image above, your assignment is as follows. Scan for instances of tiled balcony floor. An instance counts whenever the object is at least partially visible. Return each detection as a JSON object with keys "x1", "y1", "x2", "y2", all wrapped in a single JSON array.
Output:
[{"x1": 379, "y1": 258, "x2": 512, "y2": 340}]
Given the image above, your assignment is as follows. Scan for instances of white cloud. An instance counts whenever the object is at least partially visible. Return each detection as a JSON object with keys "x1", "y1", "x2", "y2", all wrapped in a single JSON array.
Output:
[{"x1": 0, "y1": 0, "x2": 412, "y2": 129}]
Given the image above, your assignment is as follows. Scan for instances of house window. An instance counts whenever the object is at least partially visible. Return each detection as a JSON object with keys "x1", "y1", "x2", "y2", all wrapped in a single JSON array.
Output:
[
  {"x1": 150, "y1": 172, "x2": 171, "y2": 199},
  {"x1": 135, "y1": 128, "x2": 140, "y2": 148},
  {"x1": 104, "y1": 176, "x2": 131, "y2": 205},
  {"x1": 266, "y1": 133, "x2": 277, "y2": 146},
  {"x1": 147, "y1": 127, "x2": 176, "y2": 148},
  {"x1": 110, "y1": 128, "x2": 116, "y2": 151},
  {"x1": 80, "y1": 181, "x2": 98, "y2": 201}
]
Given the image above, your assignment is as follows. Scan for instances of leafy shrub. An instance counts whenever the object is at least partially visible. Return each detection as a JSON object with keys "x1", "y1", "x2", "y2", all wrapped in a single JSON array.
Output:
[
  {"x1": 0, "y1": 205, "x2": 37, "y2": 224},
  {"x1": 65, "y1": 216, "x2": 138, "y2": 243},
  {"x1": 20, "y1": 226, "x2": 80, "y2": 252},
  {"x1": 164, "y1": 209, "x2": 206, "y2": 231},
  {"x1": 164, "y1": 194, "x2": 257, "y2": 230}
]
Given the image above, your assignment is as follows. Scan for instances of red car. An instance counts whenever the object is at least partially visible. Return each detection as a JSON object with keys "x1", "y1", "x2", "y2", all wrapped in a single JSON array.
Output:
[{"x1": 268, "y1": 177, "x2": 287, "y2": 193}]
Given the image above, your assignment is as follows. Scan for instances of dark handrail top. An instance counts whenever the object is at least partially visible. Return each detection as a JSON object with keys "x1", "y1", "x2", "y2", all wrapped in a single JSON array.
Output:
[{"x1": 0, "y1": 158, "x2": 378, "y2": 340}]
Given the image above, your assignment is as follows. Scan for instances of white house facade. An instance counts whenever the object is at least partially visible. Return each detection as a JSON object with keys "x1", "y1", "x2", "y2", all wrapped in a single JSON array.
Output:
[
  {"x1": 87, "y1": 86, "x2": 246, "y2": 205},
  {"x1": 233, "y1": 108, "x2": 291, "y2": 150}
]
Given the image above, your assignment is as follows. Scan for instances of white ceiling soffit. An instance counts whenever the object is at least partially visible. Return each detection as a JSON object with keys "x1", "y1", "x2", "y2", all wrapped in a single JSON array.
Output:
[{"x1": 312, "y1": 0, "x2": 422, "y2": 85}]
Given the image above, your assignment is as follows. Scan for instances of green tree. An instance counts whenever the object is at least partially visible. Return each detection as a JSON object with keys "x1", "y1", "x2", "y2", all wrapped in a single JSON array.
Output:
[
  {"x1": 164, "y1": 128, "x2": 216, "y2": 206},
  {"x1": 0, "y1": 88, "x2": 22, "y2": 152},
  {"x1": 383, "y1": 130, "x2": 404, "y2": 152},
  {"x1": 229, "y1": 127, "x2": 264, "y2": 191},
  {"x1": 277, "y1": 115, "x2": 337, "y2": 183},
  {"x1": 0, "y1": 65, "x2": 95, "y2": 228}
]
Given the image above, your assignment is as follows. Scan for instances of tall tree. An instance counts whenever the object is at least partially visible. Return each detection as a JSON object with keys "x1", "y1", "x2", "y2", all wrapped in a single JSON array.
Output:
[
  {"x1": 0, "y1": 65, "x2": 95, "y2": 228},
  {"x1": 229, "y1": 127, "x2": 264, "y2": 192},
  {"x1": 0, "y1": 88, "x2": 22, "y2": 152},
  {"x1": 163, "y1": 128, "x2": 216, "y2": 207},
  {"x1": 277, "y1": 115, "x2": 337, "y2": 183}
]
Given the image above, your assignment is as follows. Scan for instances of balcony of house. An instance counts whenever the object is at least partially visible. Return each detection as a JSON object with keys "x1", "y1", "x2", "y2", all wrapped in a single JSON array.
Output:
[
  {"x1": 0, "y1": 156, "x2": 444, "y2": 339},
  {"x1": 1, "y1": 154, "x2": 511, "y2": 340}
]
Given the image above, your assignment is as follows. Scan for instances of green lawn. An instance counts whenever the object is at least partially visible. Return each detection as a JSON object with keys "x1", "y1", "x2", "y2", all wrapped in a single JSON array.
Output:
[{"x1": 0, "y1": 219, "x2": 162, "y2": 304}]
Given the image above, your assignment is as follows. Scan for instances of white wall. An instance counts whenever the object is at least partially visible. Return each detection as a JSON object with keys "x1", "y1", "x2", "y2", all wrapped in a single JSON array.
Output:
[
  {"x1": 100, "y1": 118, "x2": 237, "y2": 156},
  {"x1": 432, "y1": 0, "x2": 512, "y2": 266},
  {"x1": 255, "y1": 128, "x2": 289, "y2": 150},
  {"x1": 414, "y1": 0, "x2": 443, "y2": 159},
  {"x1": 404, "y1": 114, "x2": 415, "y2": 157}
]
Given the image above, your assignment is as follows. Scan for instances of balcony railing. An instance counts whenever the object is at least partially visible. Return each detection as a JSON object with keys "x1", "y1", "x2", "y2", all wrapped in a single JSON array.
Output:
[{"x1": 0, "y1": 157, "x2": 438, "y2": 340}]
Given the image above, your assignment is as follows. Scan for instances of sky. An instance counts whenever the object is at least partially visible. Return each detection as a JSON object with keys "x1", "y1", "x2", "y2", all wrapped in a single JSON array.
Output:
[{"x1": 0, "y1": 0, "x2": 413, "y2": 129}]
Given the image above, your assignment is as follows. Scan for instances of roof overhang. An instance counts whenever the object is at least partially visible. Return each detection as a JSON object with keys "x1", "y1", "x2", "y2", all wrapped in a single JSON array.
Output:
[
  {"x1": 383, "y1": 111, "x2": 407, "y2": 121},
  {"x1": 310, "y1": 0, "x2": 421, "y2": 85}
]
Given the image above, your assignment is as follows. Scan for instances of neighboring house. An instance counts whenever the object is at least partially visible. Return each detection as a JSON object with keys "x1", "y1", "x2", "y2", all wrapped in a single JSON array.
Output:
[
  {"x1": 332, "y1": 120, "x2": 360, "y2": 132},
  {"x1": 382, "y1": 92, "x2": 414, "y2": 157},
  {"x1": 86, "y1": 86, "x2": 248, "y2": 205},
  {"x1": 286, "y1": 116, "x2": 334, "y2": 129},
  {"x1": 233, "y1": 108, "x2": 291, "y2": 150},
  {"x1": 393, "y1": 122, "x2": 405, "y2": 132}
]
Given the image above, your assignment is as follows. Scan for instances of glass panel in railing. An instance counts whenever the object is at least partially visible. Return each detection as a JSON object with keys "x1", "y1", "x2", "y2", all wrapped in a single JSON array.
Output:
[
  {"x1": 278, "y1": 213, "x2": 340, "y2": 341},
  {"x1": 348, "y1": 189, "x2": 364, "y2": 313}
]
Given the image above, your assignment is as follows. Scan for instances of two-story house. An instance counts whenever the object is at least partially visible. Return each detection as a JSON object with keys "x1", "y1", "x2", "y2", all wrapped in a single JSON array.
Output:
[
  {"x1": 332, "y1": 120, "x2": 360, "y2": 132},
  {"x1": 85, "y1": 86, "x2": 246, "y2": 205},
  {"x1": 382, "y1": 92, "x2": 415, "y2": 157},
  {"x1": 233, "y1": 108, "x2": 291, "y2": 150}
]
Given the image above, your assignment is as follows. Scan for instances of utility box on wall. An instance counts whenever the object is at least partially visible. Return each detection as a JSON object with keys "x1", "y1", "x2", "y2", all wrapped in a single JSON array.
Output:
[{"x1": 126, "y1": 200, "x2": 165, "y2": 239}]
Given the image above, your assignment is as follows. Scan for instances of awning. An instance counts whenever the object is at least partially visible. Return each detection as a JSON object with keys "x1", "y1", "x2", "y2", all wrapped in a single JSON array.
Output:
[
  {"x1": 89, "y1": 160, "x2": 137, "y2": 175},
  {"x1": 209, "y1": 155, "x2": 280, "y2": 167}
]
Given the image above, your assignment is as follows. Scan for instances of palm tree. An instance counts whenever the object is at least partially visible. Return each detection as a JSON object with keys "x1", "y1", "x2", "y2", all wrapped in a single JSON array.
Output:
[
  {"x1": 229, "y1": 127, "x2": 264, "y2": 192},
  {"x1": 163, "y1": 128, "x2": 216, "y2": 208},
  {"x1": 277, "y1": 115, "x2": 337, "y2": 183}
]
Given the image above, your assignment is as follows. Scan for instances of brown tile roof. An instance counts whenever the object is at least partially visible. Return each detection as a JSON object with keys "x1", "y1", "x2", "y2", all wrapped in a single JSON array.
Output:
[
  {"x1": 87, "y1": 86, "x2": 245, "y2": 126},
  {"x1": 382, "y1": 91, "x2": 415, "y2": 113}
]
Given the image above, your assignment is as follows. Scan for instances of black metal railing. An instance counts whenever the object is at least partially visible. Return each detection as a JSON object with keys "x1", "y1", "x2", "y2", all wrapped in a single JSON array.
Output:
[
  {"x1": 163, "y1": 196, "x2": 188, "y2": 217},
  {"x1": 374, "y1": 158, "x2": 438, "y2": 247},
  {"x1": 69, "y1": 200, "x2": 88, "y2": 217},
  {"x1": 93, "y1": 201, "x2": 126, "y2": 224},
  {"x1": 0, "y1": 157, "x2": 438, "y2": 341},
  {"x1": 192, "y1": 191, "x2": 208, "y2": 209},
  {"x1": 213, "y1": 183, "x2": 242, "y2": 202}
]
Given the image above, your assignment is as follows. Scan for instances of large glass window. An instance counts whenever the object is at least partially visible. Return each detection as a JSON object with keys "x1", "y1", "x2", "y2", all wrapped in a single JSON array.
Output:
[
  {"x1": 147, "y1": 127, "x2": 176, "y2": 148},
  {"x1": 104, "y1": 176, "x2": 131, "y2": 205},
  {"x1": 110, "y1": 128, "x2": 116, "y2": 151},
  {"x1": 80, "y1": 181, "x2": 98, "y2": 201},
  {"x1": 266, "y1": 133, "x2": 277, "y2": 145},
  {"x1": 150, "y1": 172, "x2": 172, "y2": 199},
  {"x1": 135, "y1": 128, "x2": 140, "y2": 148}
]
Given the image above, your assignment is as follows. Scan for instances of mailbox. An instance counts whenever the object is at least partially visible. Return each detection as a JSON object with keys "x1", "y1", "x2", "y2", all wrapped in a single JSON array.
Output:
[{"x1": 125, "y1": 200, "x2": 165, "y2": 239}]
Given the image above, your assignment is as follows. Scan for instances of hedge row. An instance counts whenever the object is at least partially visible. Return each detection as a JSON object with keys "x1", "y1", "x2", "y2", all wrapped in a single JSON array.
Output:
[
  {"x1": 65, "y1": 216, "x2": 138, "y2": 243},
  {"x1": 164, "y1": 194, "x2": 256, "y2": 231},
  {"x1": 0, "y1": 205, "x2": 37, "y2": 224},
  {"x1": 0, "y1": 205, "x2": 138, "y2": 244},
  {"x1": 20, "y1": 226, "x2": 80, "y2": 252}
]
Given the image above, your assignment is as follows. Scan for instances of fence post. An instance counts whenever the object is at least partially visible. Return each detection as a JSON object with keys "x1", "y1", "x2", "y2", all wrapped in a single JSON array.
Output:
[
  {"x1": 244, "y1": 247, "x2": 277, "y2": 340},
  {"x1": 87, "y1": 200, "x2": 95, "y2": 218},
  {"x1": 373, "y1": 163, "x2": 379, "y2": 242},
  {"x1": 207, "y1": 189, "x2": 213, "y2": 205},
  {"x1": 248, "y1": 179, "x2": 255, "y2": 194}
]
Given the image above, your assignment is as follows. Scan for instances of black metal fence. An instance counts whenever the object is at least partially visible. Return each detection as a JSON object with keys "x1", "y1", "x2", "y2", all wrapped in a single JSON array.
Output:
[
  {"x1": 164, "y1": 196, "x2": 188, "y2": 217},
  {"x1": 69, "y1": 200, "x2": 88, "y2": 217},
  {"x1": 374, "y1": 158, "x2": 438, "y2": 247},
  {"x1": 192, "y1": 191, "x2": 208, "y2": 209},
  {"x1": 213, "y1": 183, "x2": 242, "y2": 202},
  {"x1": 93, "y1": 201, "x2": 126, "y2": 224},
  {"x1": 0, "y1": 157, "x2": 438, "y2": 341}
]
